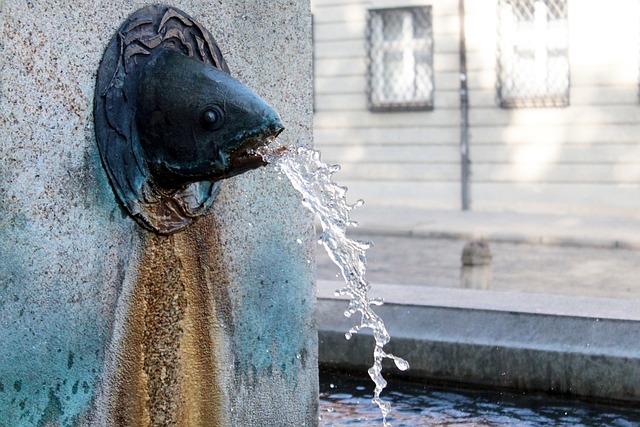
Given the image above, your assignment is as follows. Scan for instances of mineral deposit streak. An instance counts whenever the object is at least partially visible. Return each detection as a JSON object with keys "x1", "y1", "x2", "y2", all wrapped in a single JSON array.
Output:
[{"x1": 259, "y1": 146, "x2": 409, "y2": 426}]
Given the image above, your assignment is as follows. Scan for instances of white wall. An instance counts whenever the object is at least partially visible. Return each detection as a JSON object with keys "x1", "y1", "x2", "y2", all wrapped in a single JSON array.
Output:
[
  {"x1": 312, "y1": 0, "x2": 640, "y2": 215},
  {"x1": 466, "y1": 0, "x2": 640, "y2": 214},
  {"x1": 313, "y1": 0, "x2": 464, "y2": 210}
]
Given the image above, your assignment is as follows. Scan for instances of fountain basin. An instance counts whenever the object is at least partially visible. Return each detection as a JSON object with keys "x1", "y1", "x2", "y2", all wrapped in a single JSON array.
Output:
[{"x1": 318, "y1": 280, "x2": 640, "y2": 404}]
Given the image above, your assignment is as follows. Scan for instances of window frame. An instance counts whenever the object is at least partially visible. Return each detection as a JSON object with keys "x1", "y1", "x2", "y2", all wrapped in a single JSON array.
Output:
[
  {"x1": 366, "y1": 6, "x2": 435, "y2": 112},
  {"x1": 496, "y1": 0, "x2": 570, "y2": 108}
]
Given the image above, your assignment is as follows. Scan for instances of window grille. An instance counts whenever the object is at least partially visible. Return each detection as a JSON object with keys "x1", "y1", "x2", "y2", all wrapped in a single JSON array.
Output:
[
  {"x1": 367, "y1": 7, "x2": 434, "y2": 112},
  {"x1": 497, "y1": 0, "x2": 569, "y2": 108}
]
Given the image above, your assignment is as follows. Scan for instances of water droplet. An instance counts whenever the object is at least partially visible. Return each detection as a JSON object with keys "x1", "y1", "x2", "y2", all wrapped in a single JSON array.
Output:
[
  {"x1": 370, "y1": 297, "x2": 384, "y2": 306},
  {"x1": 394, "y1": 357, "x2": 410, "y2": 371}
]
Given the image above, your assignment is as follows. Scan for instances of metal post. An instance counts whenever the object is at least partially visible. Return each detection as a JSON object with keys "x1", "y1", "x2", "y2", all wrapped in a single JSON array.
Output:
[{"x1": 459, "y1": 0, "x2": 471, "y2": 210}]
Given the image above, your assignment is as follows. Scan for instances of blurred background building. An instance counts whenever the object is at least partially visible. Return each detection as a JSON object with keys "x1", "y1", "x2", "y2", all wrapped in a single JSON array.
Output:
[{"x1": 311, "y1": 0, "x2": 640, "y2": 217}]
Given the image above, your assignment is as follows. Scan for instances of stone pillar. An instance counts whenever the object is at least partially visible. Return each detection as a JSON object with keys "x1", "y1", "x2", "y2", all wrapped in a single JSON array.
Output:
[{"x1": 0, "y1": 1, "x2": 316, "y2": 426}]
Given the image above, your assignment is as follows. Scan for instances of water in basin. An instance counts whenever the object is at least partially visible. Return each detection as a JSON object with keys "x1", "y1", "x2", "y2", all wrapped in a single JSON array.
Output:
[{"x1": 319, "y1": 371, "x2": 640, "y2": 427}]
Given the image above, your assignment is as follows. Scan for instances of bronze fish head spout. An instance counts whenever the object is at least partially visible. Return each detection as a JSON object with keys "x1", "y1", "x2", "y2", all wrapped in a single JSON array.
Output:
[
  {"x1": 94, "y1": 5, "x2": 283, "y2": 234},
  {"x1": 135, "y1": 49, "x2": 284, "y2": 189}
]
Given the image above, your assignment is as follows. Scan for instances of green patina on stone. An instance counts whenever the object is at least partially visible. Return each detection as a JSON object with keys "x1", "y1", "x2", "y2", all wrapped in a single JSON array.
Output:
[{"x1": 36, "y1": 390, "x2": 63, "y2": 427}]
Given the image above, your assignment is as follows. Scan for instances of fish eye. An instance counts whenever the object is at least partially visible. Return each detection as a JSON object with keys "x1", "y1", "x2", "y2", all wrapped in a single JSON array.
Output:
[{"x1": 200, "y1": 106, "x2": 225, "y2": 131}]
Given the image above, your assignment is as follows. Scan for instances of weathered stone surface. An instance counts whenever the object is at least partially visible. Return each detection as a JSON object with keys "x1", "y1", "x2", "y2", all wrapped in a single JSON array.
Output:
[{"x1": 0, "y1": 1, "x2": 315, "y2": 425}]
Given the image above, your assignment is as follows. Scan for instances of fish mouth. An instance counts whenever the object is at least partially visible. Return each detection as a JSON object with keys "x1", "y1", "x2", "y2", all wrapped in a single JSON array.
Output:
[
  {"x1": 156, "y1": 124, "x2": 283, "y2": 189},
  {"x1": 223, "y1": 123, "x2": 284, "y2": 178}
]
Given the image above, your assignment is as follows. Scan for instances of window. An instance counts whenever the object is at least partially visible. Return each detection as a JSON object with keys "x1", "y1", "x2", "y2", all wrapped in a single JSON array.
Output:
[
  {"x1": 367, "y1": 7, "x2": 434, "y2": 111},
  {"x1": 497, "y1": 0, "x2": 569, "y2": 108}
]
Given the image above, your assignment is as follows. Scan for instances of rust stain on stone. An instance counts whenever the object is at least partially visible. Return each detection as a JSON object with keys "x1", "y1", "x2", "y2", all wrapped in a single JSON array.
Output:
[
  {"x1": 174, "y1": 219, "x2": 228, "y2": 426},
  {"x1": 112, "y1": 260, "x2": 151, "y2": 427},
  {"x1": 109, "y1": 218, "x2": 230, "y2": 426},
  {"x1": 141, "y1": 234, "x2": 186, "y2": 425}
]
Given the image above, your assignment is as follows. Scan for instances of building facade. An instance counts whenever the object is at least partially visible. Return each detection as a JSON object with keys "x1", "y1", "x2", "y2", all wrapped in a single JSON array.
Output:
[{"x1": 312, "y1": 0, "x2": 640, "y2": 216}]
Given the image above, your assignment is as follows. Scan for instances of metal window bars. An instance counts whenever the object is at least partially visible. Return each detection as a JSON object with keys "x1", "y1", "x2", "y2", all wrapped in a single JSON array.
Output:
[
  {"x1": 497, "y1": 0, "x2": 570, "y2": 108},
  {"x1": 367, "y1": 7, "x2": 434, "y2": 112}
]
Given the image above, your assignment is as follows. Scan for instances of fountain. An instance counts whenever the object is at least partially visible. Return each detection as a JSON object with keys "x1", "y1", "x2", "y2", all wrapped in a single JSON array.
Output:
[
  {"x1": 0, "y1": 2, "x2": 316, "y2": 425},
  {"x1": 4, "y1": 2, "x2": 640, "y2": 426}
]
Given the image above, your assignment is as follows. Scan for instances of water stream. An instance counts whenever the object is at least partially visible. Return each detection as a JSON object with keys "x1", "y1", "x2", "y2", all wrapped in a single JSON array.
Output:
[{"x1": 259, "y1": 146, "x2": 409, "y2": 426}]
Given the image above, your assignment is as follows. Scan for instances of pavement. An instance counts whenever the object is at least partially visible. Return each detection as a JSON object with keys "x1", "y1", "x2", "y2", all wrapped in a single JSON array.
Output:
[{"x1": 316, "y1": 206, "x2": 640, "y2": 299}]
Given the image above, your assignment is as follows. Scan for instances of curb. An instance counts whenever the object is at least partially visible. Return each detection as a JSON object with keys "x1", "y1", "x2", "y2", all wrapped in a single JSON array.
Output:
[
  {"x1": 342, "y1": 225, "x2": 640, "y2": 251},
  {"x1": 317, "y1": 282, "x2": 640, "y2": 403}
]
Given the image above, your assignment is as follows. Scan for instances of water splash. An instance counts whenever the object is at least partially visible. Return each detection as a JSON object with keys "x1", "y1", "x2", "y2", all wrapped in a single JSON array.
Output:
[{"x1": 258, "y1": 146, "x2": 409, "y2": 426}]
